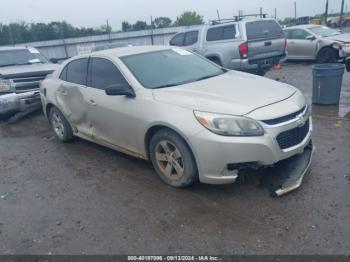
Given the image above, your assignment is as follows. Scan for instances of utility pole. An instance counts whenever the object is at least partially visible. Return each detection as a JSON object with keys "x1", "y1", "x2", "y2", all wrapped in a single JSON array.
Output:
[
  {"x1": 325, "y1": 0, "x2": 329, "y2": 25},
  {"x1": 9, "y1": 24, "x2": 14, "y2": 46},
  {"x1": 60, "y1": 23, "x2": 68, "y2": 58},
  {"x1": 106, "y1": 19, "x2": 111, "y2": 43},
  {"x1": 275, "y1": 8, "x2": 277, "y2": 19},
  {"x1": 150, "y1": 16, "x2": 154, "y2": 46},
  {"x1": 340, "y1": 0, "x2": 345, "y2": 28},
  {"x1": 216, "y1": 10, "x2": 221, "y2": 22},
  {"x1": 260, "y1": 7, "x2": 263, "y2": 18},
  {"x1": 294, "y1": 1, "x2": 297, "y2": 25}
]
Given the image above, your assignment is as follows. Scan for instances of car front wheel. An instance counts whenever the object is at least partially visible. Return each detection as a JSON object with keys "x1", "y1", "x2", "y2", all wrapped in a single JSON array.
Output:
[
  {"x1": 149, "y1": 129, "x2": 198, "y2": 188},
  {"x1": 49, "y1": 107, "x2": 74, "y2": 142},
  {"x1": 317, "y1": 47, "x2": 337, "y2": 63}
]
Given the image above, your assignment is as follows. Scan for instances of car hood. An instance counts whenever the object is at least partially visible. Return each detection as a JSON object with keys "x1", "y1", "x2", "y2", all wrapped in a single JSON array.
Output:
[
  {"x1": 325, "y1": 33, "x2": 350, "y2": 43},
  {"x1": 0, "y1": 63, "x2": 58, "y2": 79},
  {"x1": 152, "y1": 71, "x2": 297, "y2": 116}
]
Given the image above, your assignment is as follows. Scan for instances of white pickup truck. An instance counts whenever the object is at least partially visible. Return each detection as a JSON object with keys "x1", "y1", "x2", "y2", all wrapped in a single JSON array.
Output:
[{"x1": 170, "y1": 18, "x2": 287, "y2": 75}]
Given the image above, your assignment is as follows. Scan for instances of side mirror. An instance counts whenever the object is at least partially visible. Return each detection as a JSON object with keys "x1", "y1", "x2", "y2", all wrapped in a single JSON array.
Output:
[
  {"x1": 306, "y1": 35, "x2": 316, "y2": 41},
  {"x1": 50, "y1": 58, "x2": 59, "y2": 64},
  {"x1": 105, "y1": 83, "x2": 136, "y2": 98}
]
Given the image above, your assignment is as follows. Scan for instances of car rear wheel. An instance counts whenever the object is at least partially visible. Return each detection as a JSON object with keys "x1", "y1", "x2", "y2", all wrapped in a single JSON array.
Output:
[
  {"x1": 317, "y1": 47, "x2": 337, "y2": 63},
  {"x1": 149, "y1": 129, "x2": 198, "y2": 188},
  {"x1": 49, "y1": 107, "x2": 74, "y2": 142}
]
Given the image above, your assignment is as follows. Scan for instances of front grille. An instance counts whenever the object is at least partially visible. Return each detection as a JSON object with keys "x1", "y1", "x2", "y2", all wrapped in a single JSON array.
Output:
[
  {"x1": 276, "y1": 119, "x2": 310, "y2": 150},
  {"x1": 12, "y1": 75, "x2": 46, "y2": 93},
  {"x1": 262, "y1": 106, "x2": 306, "y2": 125}
]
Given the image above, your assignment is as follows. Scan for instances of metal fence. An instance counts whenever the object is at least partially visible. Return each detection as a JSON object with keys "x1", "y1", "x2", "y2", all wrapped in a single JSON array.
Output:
[{"x1": 6, "y1": 25, "x2": 201, "y2": 60}]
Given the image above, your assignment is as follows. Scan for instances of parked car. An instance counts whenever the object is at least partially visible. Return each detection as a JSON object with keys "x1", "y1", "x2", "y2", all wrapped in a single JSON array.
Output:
[
  {"x1": 284, "y1": 25, "x2": 350, "y2": 63},
  {"x1": 169, "y1": 19, "x2": 287, "y2": 76},
  {"x1": 327, "y1": 15, "x2": 350, "y2": 28},
  {"x1": 40, "y1": 46, "x2": 313, "y2": 196},
  {"x1": 0, "y1": 46, "x2": 58, "y2": 118}
]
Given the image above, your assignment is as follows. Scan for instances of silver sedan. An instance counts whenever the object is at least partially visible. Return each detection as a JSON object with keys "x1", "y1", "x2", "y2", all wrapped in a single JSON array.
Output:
[
  {"x1": 284, "y1": 25, "x2": 350, "y2": 63},
  {"x1": 40, "y1": 46, "x2": 313, "y2": 195}
]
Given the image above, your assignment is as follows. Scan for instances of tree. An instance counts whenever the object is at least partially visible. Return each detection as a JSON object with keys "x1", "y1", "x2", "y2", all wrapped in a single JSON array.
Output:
[
  {"x1": 133, "y1": 21, "x2": 148, "y2": 31},
  {"x1": 154, "y1": 17, "x2": 172, "y2": 28},
  {"x1": 174, "y1": 11, "x2": 204, "y2": 26},
  {"x1": 122, "y1": 21, "x2": 132, "y2": 32}
]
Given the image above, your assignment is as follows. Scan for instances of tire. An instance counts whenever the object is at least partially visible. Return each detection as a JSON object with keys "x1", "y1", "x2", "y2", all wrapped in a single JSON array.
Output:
[
  {"x1": 149, "y1": 129, "x2": 198, "y2": 188},
  {"x1": 207, "y1": 57, "x2": 222, "y2": 66},
  {"x1": 49, "y1": 107, "x2": 74, "y2": 142},
  {"x1": 317, "y1": 47, "x2": 337, "y2": 63},
  {"x1": 256, "y1": 69, "x2": 268, "y2": 76}
]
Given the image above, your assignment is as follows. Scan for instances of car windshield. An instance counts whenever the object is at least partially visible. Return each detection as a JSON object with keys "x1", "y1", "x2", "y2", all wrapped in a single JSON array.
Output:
[
  {"x1": 121, "y1": 49, "x2": 226, "y2": 89},
  {"x1": 308, "y1": 26, "x2": 341, "y2": 37},
  {"x1": 0, "y1": 49, "x2": 49, "y2": 67}
]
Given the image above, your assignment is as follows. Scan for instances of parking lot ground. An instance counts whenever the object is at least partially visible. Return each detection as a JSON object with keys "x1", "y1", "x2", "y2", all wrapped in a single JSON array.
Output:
[{"x1": 0, "y1": 63, "x2": 350, "y2": 255}]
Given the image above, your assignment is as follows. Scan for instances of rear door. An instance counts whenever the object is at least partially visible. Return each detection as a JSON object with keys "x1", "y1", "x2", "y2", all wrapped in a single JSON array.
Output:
[
  {"x1": 245, "y1": 20, "x2": 286, "y2": 64},
  {"x1": 56, "y1": 58, "x2": 92, "y2": 137},
  {"x1": 285, "y1": 29, "x2": 317, "y2": 59}
]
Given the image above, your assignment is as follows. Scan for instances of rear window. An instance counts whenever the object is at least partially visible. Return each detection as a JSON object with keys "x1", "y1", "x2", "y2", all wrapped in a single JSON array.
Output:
[
  {"x1": 206, "y1": 25, "x2": 236, "y2": 41},
  {"x1": 246, "y1": 20, "x2": 283, "y2": 40}
]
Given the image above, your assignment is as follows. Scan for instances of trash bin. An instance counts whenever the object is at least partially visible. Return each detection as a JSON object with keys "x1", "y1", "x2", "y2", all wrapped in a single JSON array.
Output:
[{"x1": 312, "y1": 63, "x2": 345, "y2": 105}]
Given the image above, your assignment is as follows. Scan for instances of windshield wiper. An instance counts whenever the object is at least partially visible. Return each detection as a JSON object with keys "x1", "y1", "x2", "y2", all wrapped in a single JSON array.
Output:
[
  {"x1": 153, "y1": 70, "x2": 227, "y2": 89},
  {"x1": 192, "y1": 70, "x2": 226, "y2": 82},
  {"x1": 153, "y1": 83, "x2": 183, "y2": 89}
]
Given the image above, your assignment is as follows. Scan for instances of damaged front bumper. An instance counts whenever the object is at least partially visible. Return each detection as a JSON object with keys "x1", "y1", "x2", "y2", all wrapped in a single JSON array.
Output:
[
  {"x1": 0, "y1": 91, "x2": 41, "y2": 115},
  {"x1": 261, "y1": 141, "x2": 315, "y2": 197}
]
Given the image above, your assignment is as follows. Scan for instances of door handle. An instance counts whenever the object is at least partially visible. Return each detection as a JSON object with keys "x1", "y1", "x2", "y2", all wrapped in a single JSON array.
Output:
[
  {"x1": 89, "y1": 99, "x2": 97, "y2": 106},
  {"x1": 60, "y1": 90, "x2": 68, "y2": 96}
]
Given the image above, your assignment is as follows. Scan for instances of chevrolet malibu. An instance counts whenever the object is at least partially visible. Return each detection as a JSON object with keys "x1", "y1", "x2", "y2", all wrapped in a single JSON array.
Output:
[{"x1": 40, "y1": 46, "x2": 313, "y2": 195}]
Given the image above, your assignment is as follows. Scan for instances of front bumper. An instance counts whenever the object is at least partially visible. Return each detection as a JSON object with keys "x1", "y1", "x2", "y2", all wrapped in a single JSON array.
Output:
[
  {"x1": 0, "y1": 91, "x2": 41, "y2": 115},
  {"x1": 189, "y1": 117, "x2": 313, "y2": 187}
]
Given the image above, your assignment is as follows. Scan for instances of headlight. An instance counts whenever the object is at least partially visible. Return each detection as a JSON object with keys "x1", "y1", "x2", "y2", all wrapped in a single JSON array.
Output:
[
  {"x1": 194, "y1": 111, "x2": 264, "y2": 136},
  {"x1": 333, "y1": 42, "x2": 344, "y2": 50},
  {"x1": 0, "y1": 79, "x2": 12, "y2": 93}
]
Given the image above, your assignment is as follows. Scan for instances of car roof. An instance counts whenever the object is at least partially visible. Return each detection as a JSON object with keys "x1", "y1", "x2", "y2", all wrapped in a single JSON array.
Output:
[
  {"x1": 284, "y1": 24, "x2": 321, "y2": 30},
  {"x1": 0, "y1": 46, "x2": 33, "y2": 51},
  {"x1": 83, "y1": 45, "x2": 174, "y2": 58}
]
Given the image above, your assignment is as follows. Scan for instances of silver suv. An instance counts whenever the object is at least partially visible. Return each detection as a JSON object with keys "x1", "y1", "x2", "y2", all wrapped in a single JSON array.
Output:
[
  {"x1": 170, "y1": 19, "x2": 287, "y2": 75},
  {"x1": 0, "y1": 46, "x2": 58, "y2": 118}
]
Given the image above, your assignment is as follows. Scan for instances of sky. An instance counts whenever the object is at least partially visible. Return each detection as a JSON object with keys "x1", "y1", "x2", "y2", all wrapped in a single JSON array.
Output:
[{"x1": 1, "y1": 0, "x2": 349, "y2": 30}]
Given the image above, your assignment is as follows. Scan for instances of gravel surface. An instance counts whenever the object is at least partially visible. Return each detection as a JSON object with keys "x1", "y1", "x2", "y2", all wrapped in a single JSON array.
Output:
[{"x1": 0, "y1": 63, "x2": 349, "y2": 255}]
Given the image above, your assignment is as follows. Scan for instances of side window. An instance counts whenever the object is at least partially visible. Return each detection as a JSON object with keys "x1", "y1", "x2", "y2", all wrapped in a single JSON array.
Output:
[
  {"x1": 184, "y1": 31, "x2": 198, "y2": 46},
  {"x1": 170, "y1": 33, "x2": 185, "y2": 46},
  {"x1": 206, "y1": 25, "x2": 236, "y2": 41},
  {"x1": 290, "y1": 29, "x2": 311, "y2": 40},
  {"x1": 59, "y1": 66, "x2": 67, "y2": 81},
  {"x1": 66, "y1": 58, "x2": 88, "y2": 85},
  {"x1": 89, "y1": 58, "x2": 127, "y2": 90},
  {"x1": 222, "y1": 26, "x2": 236, "y2": 40},
  {"x1": 207, "y1": 27, "x2": 222, "y2": 41},
  {"x1": 284, "y1": 30, "x2": 291, "y2": 39}
]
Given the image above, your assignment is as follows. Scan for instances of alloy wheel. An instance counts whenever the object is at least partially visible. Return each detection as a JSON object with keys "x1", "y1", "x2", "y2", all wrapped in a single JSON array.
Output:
[
  {"x1": 51, "y1": 111, "x2": 65, "y2": 139},
  {"x1": 155, "y1": 140, "x2": 184, "y2": 180}
]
